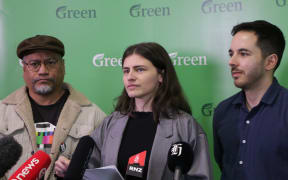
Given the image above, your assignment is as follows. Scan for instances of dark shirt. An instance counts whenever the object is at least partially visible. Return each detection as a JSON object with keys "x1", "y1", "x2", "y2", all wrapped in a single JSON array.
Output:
[
  {"x1": 117, "y1": 112, "x2": 157, "y2": 180},
  {"x1": 28, "y1": 90, "x2": 69, "y2": 180},
  {"x1": 213, "y1": 78, "x2": 288, "y2": 180},
  {"x1": 29, "y1": 89, "x2": 69, "y2": 126}
]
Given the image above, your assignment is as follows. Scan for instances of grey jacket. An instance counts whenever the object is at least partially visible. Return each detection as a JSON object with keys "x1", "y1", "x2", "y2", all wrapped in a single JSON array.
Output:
[
  {"x1": 0, "y1": 83, "x2": 106, "y2": 180},
  {"x1": 89, "y1": 111, "x2": 213, "y2": 180}
]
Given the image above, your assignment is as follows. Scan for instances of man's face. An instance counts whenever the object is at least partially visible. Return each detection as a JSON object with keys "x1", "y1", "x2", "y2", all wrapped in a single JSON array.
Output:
[
  {"x1": 22, "y1": 51, "x2": 65, "y2": 96},
  {"x1": 228, "y1": 31, "x2": 266, "y2": 90}
]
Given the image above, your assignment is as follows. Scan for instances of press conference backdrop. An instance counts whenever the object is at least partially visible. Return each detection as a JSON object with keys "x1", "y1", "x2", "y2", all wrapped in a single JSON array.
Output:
[{"x1": 0, "y1": 0, "x2": 287, "y2": 179}]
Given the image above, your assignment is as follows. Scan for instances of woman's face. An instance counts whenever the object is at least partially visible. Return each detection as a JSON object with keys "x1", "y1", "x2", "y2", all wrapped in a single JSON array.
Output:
[{"x1": 122, "y1": 54, "x2": 163, "y2": 102}]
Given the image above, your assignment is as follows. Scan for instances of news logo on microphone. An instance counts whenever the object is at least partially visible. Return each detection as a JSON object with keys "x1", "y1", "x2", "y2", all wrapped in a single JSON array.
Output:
[
  {"x1": 171, "y1": 143, "x2": 183, "y2": 156},
  {"x1": 126, "y1": 151, "x2": 146, "y2": 178},
  {"x1": 167, "y1": 142, "x2": 193, "y2": 174},
  {"x1": 8, "y1": 150, "x2": 51, "y2": 180}
]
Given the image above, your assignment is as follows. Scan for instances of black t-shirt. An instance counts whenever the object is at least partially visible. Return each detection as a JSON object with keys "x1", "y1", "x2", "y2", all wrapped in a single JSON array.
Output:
[
  {"x1": 29, "y1": 89, "x2": 69, "y2": 126},
  {"x1": 117, "y1": 112, "x2": 157, "y2": 180},
  {"x1": 28, "y1": 90, "x2": 69, "y2": 153}
]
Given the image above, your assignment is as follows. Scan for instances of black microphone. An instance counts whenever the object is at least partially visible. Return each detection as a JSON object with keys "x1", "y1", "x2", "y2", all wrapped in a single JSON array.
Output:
[
  {"x1": 64, "y1": 136, "x2": 95, "y2": 180},
  {"x1": 167, "y1": 142, "x2": 193, "y2": 180},
  {"x1": 0, "y1": 136, "x2": 23, "y2": 178}
]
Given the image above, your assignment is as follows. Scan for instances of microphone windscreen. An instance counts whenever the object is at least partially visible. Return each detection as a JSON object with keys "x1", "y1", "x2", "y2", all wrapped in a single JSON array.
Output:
[
  {"x1": 167, "y1": 141, "x2": 193, "y2": 174},
  {"x1": 8, "y1": 150, "x2": 51, "y2": 180},
  {"x1": 0, "y1": 136, "x2": 22, "y2": 178},
  {"x1": 64, "y1": 135, "x2": 95, "y2": 180}
]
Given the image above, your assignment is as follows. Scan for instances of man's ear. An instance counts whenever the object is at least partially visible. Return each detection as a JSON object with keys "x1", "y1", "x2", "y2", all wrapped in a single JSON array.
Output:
[{"x1": 265, "y1": 54, "x2": 278, "y2": 71}]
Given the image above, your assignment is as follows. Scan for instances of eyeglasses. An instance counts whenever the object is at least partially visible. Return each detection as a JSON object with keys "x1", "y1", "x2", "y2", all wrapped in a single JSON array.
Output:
[{"x1": 22, "y1": 58, "x2": 61, "y2": 72}]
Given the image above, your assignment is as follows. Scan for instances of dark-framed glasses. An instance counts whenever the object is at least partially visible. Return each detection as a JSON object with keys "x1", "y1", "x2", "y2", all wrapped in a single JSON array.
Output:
[{"x1": 22, "y1": 58, "x2": 61, "y2": 72}]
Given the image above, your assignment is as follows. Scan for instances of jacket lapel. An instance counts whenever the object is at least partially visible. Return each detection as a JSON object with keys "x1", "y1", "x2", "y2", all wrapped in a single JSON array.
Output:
[
  {"x1": 15, "y1": 95, "x2": 38, "y2": 152},
  {"x1": 104, "y1": 114, "x2": 129, "y2": 165},
  {"x1": 147, "y1": 117, "x2": 173, "y2": 180},
  {"x1": 50, "y1": 83, "x2": 90, "y2": 156},
  {"x1": 50, "y1": 99, "x2": 81, "y2": 156}
]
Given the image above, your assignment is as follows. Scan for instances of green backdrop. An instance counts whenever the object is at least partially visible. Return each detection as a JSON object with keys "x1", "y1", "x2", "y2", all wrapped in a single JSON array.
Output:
[{"x1": 1, "y1": 0, "x2": 287, "y2": 179}]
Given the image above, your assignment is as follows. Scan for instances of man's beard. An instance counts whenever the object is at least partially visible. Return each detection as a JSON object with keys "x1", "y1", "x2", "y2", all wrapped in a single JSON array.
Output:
[
  {"x1": 34, "y1": 85, "x2": 54, "y2": 95},
  {"x1": 32, "y1": 78, "x2": 55, "y2": 95}
]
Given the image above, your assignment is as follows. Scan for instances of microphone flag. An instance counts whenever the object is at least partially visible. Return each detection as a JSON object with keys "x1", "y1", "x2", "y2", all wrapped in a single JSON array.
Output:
[{"x1": 126, "y1": 150, "x2": 146, "y2": 178}]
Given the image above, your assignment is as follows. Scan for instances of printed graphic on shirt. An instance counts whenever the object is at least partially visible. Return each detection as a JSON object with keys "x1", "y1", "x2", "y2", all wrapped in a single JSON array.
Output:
[
  {"x1": 35, "y1": 122, "x2": 56, "y2": 150},
  {"x1": 126, "y1": 150, "x2": 146, "y2": 178}
]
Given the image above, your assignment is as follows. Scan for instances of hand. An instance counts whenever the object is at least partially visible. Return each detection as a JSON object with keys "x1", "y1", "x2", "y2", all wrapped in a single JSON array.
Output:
[{"x1": 54, "y1": 155, "x2": 70, "y2": 178}]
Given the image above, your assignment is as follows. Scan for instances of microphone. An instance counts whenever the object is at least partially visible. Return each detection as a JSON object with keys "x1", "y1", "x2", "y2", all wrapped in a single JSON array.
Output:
[
  {"x1": 64, "y1": 136, "x2": 95, "y2": 180},
  {"x1": 8, "y1": 150, "x2": 51, "y2": 180},
  {"x1": 167, "y1": 142, "x2": 193, "y2": 180},
  {"x1": 0, "y1": 136, "x2": 22, "y2": 178}
]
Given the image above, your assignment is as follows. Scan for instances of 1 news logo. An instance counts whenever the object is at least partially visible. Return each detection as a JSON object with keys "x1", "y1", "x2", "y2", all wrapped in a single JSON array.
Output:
[
  {"x1": 37, "y1": 168, "x2": 47, "y2": 180},
  {"x1": 9, "y1": 151, "x2": 51, "y2": 180},
  {"x1": 9, "y1": 157, "x2": 47, "y2": 180}
]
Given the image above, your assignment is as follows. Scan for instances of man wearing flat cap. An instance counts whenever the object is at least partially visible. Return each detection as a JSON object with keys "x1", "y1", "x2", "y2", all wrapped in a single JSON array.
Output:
[{"x1": 0, "y1": 35, "x2": 106, "y2": 179}]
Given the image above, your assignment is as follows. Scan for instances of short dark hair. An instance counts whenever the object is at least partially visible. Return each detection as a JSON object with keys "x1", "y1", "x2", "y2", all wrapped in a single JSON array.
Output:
[
  {"x1": 231, "y1": 20, "x2": 286, "y2": 71},
  {"x1": 115, "y1": 42, "x2": 191, "y2": 123}
]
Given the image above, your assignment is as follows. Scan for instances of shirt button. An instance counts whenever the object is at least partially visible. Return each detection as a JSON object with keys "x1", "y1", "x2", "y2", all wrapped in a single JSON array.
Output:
[
  {"x1": 239, "y1": 161, "x2": 243, "y2": 165},
  {"x1": 242, "y1": 140, "x2": 246, "y2": 144},
  {"x1": 246, "y1": 120, "x2": 250, "y2": 124}
]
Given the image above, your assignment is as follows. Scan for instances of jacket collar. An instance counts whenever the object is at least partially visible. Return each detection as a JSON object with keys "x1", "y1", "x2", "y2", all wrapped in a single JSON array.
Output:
[
  {"x1": 147, "y1": 116, "x2": 173, "y2": 180},
  {"x1": 232, "y1": 77, "x2": 281, "y2": 106}
]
